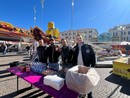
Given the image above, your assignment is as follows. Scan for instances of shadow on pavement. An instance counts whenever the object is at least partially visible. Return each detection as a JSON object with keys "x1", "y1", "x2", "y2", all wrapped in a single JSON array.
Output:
[
  {"x1": 20, "y1": 89, "x2": 43, "y2": 98},
  {"x1": 105, "y1": 74, "x2": 130, "y2": 96},
  {"x1": 0, "y1": 64, "x2": 9, "y2": 67},
  {"x1": 22, "y1": 91, "x2": 52, "y2": 98},
  {"x1": 0, "y1": 87, "x2": 51, "y2": 98},
  {"x1": 23, "y1": 59, "x2": 30, "y2": 61},
  {"x1": 0, "y1": 73, "x2": 14, "y2": 79},
  {"x1": 0, "y1": 69, "x2": 13, "y2": 78},
  {"x1": 0, "y1": 77, "x2": 16, "y2": 82},
  {"x1": 0, "y1": 86, "x2": 33, "y2": 98},
  {"x1": 0, "y1": 69, "x2": 9, "y2": 74},
  {"x1": 23, "y1": 56, "x2": 30, "y2": 58}
]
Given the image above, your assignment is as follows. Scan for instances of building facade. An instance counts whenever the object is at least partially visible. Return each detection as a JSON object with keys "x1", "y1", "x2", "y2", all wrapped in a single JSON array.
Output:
[
  {"x1": 109, "y1": 24, "x2": 130, "y2": 42},
  {"x1": 60, "y1": 28, "x2": 98, "y2": 45}
]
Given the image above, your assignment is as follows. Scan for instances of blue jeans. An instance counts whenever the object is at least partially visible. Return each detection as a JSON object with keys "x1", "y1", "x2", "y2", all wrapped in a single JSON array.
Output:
[{"x1": 3, "y1": 50, "x2": 6, "y2": 55}]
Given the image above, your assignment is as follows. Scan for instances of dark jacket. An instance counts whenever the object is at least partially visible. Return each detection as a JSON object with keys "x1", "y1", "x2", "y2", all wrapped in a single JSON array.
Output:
[
  {"x1": 37, "y1": 46, "x2": 47, "y2": 63},
  {"x1": 47, "y1": 44, "x2": 61, "y2": 63},
  {"x1": 125, "y1": 44, "x2": 130, "y2": 50},
  {"x1": 61, "y1": 46, "x2": 73, "y2": 64},
  {"x1": 72, "y1": 43, "x2": 95, "y2": 67}
]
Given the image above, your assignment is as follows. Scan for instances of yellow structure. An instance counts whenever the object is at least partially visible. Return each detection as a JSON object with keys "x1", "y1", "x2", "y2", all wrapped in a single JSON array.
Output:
[
  {"x1": 113, "y1": 57, "x2": 130, "y2": 79},
  {"x1": 46, "y1": 22, "x2": 60, "y2": 40}
]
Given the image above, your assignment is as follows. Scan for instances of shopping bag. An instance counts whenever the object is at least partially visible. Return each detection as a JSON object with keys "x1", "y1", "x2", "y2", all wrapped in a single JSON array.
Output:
[{"x1": 66, "y1": 65, "x2": 100, "y2": 94}]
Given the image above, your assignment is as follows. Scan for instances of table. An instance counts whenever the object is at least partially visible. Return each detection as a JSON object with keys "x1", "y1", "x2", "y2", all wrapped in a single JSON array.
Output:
[{"x1": 7, "y1": 66, "x2": 79, "y2": 98}]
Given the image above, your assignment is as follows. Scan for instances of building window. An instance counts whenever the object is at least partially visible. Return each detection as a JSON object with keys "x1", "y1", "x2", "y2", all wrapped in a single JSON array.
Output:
[
  {"x1": 124, "y1": 32, "x2": 126, "y2": 35},
  {"x1": 116, "y1": 32, "x2": 118, "y2": 36},
  {"x1": 128, "y1": 31, "x2": 130, "y2": 35},
  {"x1": 121, "y1": 32, "x2": 123, "y2": 35},
  {"x1": 89, "y1": 31, "x2": 92, "y2": 33},
  {"x1": 113, "y1": 32, "x2": 115, "y2": 36},
  {"x1": 89, "y1": 35, "x2": 92, "y2": 38}
]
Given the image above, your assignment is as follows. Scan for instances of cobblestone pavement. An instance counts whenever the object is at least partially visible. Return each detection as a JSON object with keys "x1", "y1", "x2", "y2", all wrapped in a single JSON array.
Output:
[{"x1": 0, "y1": 55, "x2": 130, "y2": 98}]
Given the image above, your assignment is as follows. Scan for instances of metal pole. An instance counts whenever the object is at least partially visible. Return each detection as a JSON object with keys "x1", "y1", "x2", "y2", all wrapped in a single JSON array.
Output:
[
  {"x1": 17, "y1": 76, "x2": 19, "y2": 92},
  {"x1": 70, "y1": 0, "x2": 74, "y2": 45},
  {"x1": 34, "y1": 5, "x2": 36, "y2": 27},
  {"x1": 41, "y1": 0, "x2": 44, "y2": 29},
  {"x1": 71, "y1": 0, "x2": 74, "y2": 31}
]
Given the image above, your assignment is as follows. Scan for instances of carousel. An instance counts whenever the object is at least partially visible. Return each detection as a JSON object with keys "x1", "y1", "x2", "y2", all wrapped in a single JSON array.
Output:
[{"x1": 0, "y1": 21, "x2": 33, "y2": 41}]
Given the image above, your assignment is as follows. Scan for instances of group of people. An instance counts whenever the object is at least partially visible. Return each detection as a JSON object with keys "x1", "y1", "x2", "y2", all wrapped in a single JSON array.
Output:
[{"x1": 30, "y1": 34, "x2": 96, "y2": 98}]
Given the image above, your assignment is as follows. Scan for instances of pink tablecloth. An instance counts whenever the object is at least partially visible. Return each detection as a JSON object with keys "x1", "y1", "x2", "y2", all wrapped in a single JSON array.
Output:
[{"x1": 7, "y1": 66, "x2": 79, "y2": 98}]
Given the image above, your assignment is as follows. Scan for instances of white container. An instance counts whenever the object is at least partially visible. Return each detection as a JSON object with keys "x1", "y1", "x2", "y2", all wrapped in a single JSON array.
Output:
[{"x1": 44, "y1": 75, "x2": 64, "y2": 90}]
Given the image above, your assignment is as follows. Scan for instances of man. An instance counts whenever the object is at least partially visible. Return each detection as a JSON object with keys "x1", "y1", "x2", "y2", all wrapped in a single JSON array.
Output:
[
  {"x1": 72, "y1": 34, "x2": 96, "y2": 98},
  {"x1": 47, "y1": 38, "x2": 61, "y2": 70},
  {"x1": 60, "y1": 39, "x2": 73, "y2": 72},
  {"x1": 30, "y1": 39, "x2": 48, "y2": 74},
  {"x1": 37, "y1": 39, "x2": 48, "y2": 64},
  {"x1": 26, "y1": 45, "x2": 30, "y2": 56},
  {"x1": 1, "y1": 43, "x2": 7, "y2": 55},
  {"x1": 125, "y1": 44, "x2": 130, "y2": 56}
]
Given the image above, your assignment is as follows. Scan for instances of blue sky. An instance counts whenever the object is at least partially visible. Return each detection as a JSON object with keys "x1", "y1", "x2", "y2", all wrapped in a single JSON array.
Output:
[{"x1": 0, "y1": 0, "x2": 130, "y2": 34}]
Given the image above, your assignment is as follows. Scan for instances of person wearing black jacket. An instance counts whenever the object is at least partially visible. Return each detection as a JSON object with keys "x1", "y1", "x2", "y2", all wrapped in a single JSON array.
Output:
[
  {"x1": 37, "y1": 39, "x2": 48, "y2": 64},
  {"x1": 47, "y1": 38, "x2": 61, "y2": 70},
  {"x1": 61, "y1": 39, "x2": 73, "y2": 70},
  {"x1": 30, "y1": 39, "x2": 48, "y2": 74},
  {"x1": 72, "y1": 34, "x2": 95, "y2": 98}
]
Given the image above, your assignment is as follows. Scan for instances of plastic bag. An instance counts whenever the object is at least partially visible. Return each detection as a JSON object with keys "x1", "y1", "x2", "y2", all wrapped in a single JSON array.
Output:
[
  {"x1": 66, "y1": 65, "x2": 100, "y2": 94},
  {"x1": 30, "y1": 62, "x2": 46, "y2": 73}
]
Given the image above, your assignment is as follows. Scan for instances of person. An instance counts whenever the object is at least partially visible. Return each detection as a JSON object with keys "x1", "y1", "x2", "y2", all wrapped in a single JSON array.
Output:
[
  {"x1": 60, "y1": 39, "x2": 73, "y2": 72},
  {"x1": 1, "y1": 43, "x2": 7, "y2": 55},
  {"x1": 72, "y1": 34, "x2": 96, "y2": 98},
  {"x1": 47, "y1": 38, "x2": 61, "y2": 71},
  {"x1": 26, "y1": 45, "x2": 30, "y2": 56},
  {"x1": 37, "y1": 39, "x2": 48, "y2": 64},
  {"x1": 30, "y1": 39, "x2": 48, "y2": 74},
  {"x1": 125, "y1": 44, "x2": 130, "y2": 56},
  {"x1": 30, "y1": 39, "x2": 39, "y2": 59}
]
